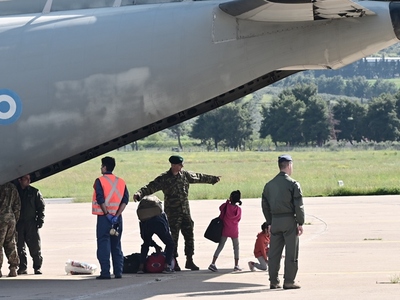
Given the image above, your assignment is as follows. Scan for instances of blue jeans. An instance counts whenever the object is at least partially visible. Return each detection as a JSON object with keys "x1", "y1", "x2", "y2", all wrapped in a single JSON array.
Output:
[{"x1": 96, "y1": 215, "x2": 123, "y2": 277}]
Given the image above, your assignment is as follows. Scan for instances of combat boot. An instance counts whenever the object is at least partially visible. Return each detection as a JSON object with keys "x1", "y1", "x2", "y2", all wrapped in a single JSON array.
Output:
[
  {"x1": 185, "y1": 256, "x2": 199, "y2": 271},
  {"x1": 174, "y1": 259, "x2": 181, "y2": 271},
  {"x1": 8, "y1": 268, "x2": 17, "y2": 277},
  {"x1": 283, "y1": 282, "x2": 301, "y2": 289}
]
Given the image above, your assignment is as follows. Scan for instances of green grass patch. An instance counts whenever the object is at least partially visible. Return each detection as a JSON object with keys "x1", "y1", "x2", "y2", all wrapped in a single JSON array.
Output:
[
  {"x1": 367, "y1": 78, "x2": 400, "y2": 88},
  {"x1": 390, "y1": 274, "x2": 400, "y2": 284},
  {"x1": 34, "y1": 150, "x2": 400, "y2": 201}
]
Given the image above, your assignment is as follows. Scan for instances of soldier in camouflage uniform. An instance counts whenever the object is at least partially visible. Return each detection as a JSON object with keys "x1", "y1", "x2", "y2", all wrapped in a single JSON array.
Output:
[
  {"x1": 134, "y1": 155, "x2": 220, "y2": 271},
  {"x1": 0, "y1": 182, "x2": 21, "y2": 278},
  {"x1": 262, "y1": 154, "x2": 305, "y2": 290}
]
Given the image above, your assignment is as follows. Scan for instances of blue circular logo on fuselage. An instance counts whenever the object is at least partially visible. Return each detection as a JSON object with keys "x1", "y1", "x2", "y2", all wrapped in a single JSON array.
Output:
[{"x1": 0, "y1": 89, "x2": 22, "y2": 125}]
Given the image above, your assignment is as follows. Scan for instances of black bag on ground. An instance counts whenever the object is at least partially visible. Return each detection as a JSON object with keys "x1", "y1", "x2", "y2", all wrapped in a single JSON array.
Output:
[
  {"x1": 204, "y1": 217, "x2": 223, "y2": 243},
  {"x1": 123, "y1": 253, "x2": 141, "y2": 273}
]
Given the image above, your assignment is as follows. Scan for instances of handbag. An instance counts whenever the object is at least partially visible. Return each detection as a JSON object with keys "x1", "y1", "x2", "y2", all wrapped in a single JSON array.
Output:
[
  {"x1": 204, "y1": 203, "x2": 227, "y2": 243},
  {"x1": 204, "y1": 217, "x2": 223, "y2": 243}
]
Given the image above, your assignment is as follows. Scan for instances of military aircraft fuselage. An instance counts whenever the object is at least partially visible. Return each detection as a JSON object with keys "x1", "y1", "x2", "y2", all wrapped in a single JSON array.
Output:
[{"x1": 1, "y1": 0, "x2": 400, "y2": 183}]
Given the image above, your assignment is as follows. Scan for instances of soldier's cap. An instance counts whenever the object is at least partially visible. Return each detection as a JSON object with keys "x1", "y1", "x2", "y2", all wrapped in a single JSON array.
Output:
[
  {"x1": 278, "y1": 154, "x2": 292, "y2": 163},
  {"x1": 169, "y1": 155, "x2": 184, "y2": 165}
]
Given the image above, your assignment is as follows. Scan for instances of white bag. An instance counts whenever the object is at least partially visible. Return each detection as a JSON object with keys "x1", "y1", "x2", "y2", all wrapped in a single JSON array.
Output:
[{"x1": 65, "y1": 259, "x2": 97, "y2": 275}]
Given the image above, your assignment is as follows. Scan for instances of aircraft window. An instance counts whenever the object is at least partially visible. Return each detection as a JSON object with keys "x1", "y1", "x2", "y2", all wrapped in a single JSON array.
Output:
[
  {"x1": 51, "y1": 0, "x2": 124, "y2": 11},
  {"x1": 0, "y1": 0, "x2": 191, "y2": 16},
  {"x1": 0, "y1": 0, "x2": 48, "y2": 16}
]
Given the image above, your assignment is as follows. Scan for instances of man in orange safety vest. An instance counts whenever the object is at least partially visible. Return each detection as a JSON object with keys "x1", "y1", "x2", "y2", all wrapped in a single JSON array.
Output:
[{"x1": 92, "y1": 156, "x2": 129, "y2": 279}]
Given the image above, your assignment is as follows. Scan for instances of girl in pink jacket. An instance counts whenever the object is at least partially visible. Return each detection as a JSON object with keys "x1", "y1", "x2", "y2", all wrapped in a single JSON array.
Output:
[{"x1": 208, "y1": 190, "x2": 242, "y2": 272}]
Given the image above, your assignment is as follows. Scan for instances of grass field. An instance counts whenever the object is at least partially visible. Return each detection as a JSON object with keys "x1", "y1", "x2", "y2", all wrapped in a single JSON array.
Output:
[
  {"x1": 367, "y1": 78, "x2": 400, "y2": 88},
  {"x1": 33, "y1": 150, "x2": 400, "y2": 202}
]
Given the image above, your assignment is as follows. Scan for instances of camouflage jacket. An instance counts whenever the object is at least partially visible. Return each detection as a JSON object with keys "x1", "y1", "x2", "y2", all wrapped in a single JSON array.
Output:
[
  {"x1": 0, "y1": 182, "x2": 21, "y2": 222},
  {"x1": 136, "y1": 169, "x2": 219, "y2": 215}
]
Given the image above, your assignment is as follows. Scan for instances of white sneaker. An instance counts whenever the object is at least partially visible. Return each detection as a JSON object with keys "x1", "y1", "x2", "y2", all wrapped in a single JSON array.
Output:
[
  {"x1": 162, "y1": 265, "x2": 175, "y2": 274},
  {"x1": 233, "y1": 265, "x2": 242, "y2": 272}
]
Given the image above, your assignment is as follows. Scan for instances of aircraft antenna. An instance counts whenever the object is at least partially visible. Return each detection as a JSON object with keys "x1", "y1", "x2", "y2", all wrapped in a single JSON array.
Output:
[
  {"x1": 43, "y1": 0, "x2": 53, "y2": 14},
  {"x1": 113, "y1": 0, "x2": 122, "y2": 7}
]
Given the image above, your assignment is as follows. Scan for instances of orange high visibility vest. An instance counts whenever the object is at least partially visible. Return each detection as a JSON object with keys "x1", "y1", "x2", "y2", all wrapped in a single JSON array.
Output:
[{"x1": 92, "y1": 174, "x2": 126, "y2": 215}]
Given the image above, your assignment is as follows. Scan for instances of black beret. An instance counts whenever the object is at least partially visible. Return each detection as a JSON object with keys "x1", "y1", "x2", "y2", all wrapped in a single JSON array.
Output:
[
  {"x1": 169, "y1": 155, "x2": 184, "y2": 164},
  {"x1": 278, "y1": 154, "x2": 292, "y2": 163}
]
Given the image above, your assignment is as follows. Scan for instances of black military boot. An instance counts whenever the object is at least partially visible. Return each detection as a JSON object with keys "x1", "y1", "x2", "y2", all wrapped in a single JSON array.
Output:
[
  {"x1": 8, "y1": 268, "x2": 17, "y2": 277},
  {"x1": 185, "y1": 256, "x2": 199, "y2": 271},
  {"x1": 174, "y1": 258, "x2": 181, "y2": 271}
]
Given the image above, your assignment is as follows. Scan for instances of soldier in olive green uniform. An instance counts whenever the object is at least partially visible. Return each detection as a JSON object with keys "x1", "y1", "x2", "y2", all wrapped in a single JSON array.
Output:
[
  {"x1": 0, "y1": 182, "x2": 21, "y2": 278},
  {"x1": 15, "y1": 175, "x2": 45, "y2": 275},
  {"x1": 134, "y1": 155, "x2": 220, "y2": 271},
  {"x1": 262, "y1": 154, "x2": 304, "y2": 290}
]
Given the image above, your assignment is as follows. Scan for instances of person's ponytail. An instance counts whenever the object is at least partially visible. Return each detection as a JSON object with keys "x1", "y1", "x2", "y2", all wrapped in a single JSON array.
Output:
[{"x1": 230, "y1": 190, "x2": 242, "y2": 205}]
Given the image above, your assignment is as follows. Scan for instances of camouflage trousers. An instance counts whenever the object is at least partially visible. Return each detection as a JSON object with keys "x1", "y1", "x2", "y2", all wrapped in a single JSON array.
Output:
[
  {"x1": 0, "y1": 218, "x2": 19, "y2": 269},
  {"x1": 166, "y1": 212, "x2": 194, "y2": 258}
]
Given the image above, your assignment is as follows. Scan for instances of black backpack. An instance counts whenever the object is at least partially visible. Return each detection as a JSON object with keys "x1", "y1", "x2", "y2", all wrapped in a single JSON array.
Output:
[{"x1": 123, "y1": 253, "x2": 141, "y2": 273}]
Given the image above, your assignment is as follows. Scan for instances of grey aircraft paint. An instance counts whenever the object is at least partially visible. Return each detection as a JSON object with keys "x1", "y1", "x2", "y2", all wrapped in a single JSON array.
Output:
[{"x1": 0, "y1": 0, "x2": 399, "y2": 184}]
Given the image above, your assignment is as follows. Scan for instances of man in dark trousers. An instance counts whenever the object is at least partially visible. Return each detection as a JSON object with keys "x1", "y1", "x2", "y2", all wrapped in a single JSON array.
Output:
[
  {"x1": 93, "y1": 156, "x2": 129, "y2": 279},
  {"x1": 262, "y1": 154, "x2": 305, "y2": 290},
  {"x1": 15, "y1": 175, "x2": 45, "y2": 275},
  {"x1": 133, "y1": 155, "x2": 220, "y2": 271},
  {"x1": 136, "y1": 195, "x2": 175, "y2": 274}
]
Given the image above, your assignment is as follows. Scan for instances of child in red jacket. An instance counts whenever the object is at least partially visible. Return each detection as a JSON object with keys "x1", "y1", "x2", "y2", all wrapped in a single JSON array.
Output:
[
  {"x1": 248, "y1": 222, "x2": 270, "y2": 271},
  {"x1": 208, "y1": 190, "x2": 242, "y2": 272}
]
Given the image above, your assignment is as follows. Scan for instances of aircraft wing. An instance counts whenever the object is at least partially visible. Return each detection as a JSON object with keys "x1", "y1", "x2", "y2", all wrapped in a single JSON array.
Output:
[{"x1": 219, "y1": 0, "x2": 376, "y2": 22}]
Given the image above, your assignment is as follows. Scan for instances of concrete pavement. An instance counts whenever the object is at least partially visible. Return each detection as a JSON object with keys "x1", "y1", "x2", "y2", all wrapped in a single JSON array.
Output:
[{"x1": 1, "y1": 196, "x2": 399, "y2": 299}]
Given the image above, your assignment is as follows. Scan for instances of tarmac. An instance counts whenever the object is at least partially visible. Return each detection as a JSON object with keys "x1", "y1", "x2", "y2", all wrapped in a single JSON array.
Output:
[{"x1": 1, "y1": 195, "x2": 399, "y2": 300}]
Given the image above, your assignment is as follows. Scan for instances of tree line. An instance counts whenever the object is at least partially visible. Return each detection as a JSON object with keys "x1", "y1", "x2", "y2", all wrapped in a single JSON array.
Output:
[
  {"x1": 273, "y1": 73, "x2": 398, "y2": 100},
  {"x1": 260, "y1": 84, "x2": 400, "y2": 146},
  {"x1": 315, "y1": 56, "x2": 400, "y2": 79},
  {"x1": 167, "y1": 84, "x2": 400, "y2": 150}
]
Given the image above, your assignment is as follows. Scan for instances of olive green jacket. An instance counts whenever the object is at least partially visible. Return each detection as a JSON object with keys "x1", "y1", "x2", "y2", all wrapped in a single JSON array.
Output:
[{"x1": 262, "y1": 171, "x2": 305, "y2": 226}]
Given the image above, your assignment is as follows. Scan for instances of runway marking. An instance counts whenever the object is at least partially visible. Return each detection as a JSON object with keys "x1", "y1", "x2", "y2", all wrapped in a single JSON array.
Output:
[
  {"x1": 62, "y1": 276, "x2": 175, "y2": 300},
  {"x1": 306, "y1": 240, "x2": 400, "y2": 244},
  {"x1": 185, "y1": 288, "x2": 270, "y2": 297},
  {"x1": 301, "y1": 271, "x2": 400, "y2": 275}
]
